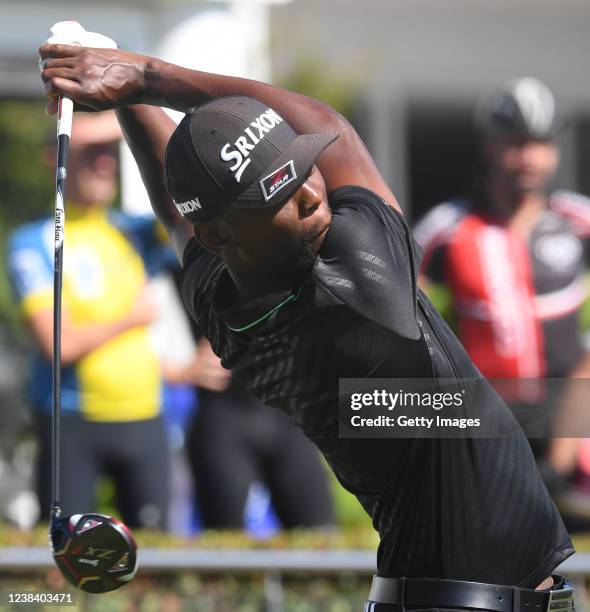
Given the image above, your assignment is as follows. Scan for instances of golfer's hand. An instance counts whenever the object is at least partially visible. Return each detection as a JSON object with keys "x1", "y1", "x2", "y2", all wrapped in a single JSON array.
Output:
[{"x1": 40, "y1": 44, "x2": 149, "y2": 115}]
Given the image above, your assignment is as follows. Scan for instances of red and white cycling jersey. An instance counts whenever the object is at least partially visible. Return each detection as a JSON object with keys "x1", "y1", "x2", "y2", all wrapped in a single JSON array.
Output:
[{"x1": 414, "y1": 191, "x2": 590, "y2": 380}]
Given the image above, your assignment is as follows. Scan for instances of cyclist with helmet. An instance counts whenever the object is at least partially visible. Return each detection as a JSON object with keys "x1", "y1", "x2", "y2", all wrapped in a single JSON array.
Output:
[{"x1": 414, "y1": 78, "x2": 590, "y2": 521}]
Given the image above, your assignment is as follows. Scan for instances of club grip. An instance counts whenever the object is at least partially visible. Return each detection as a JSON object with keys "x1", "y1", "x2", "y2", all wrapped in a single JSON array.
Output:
[{"x1": 57, "y1": 96, "x2": 73, "y2": 138}]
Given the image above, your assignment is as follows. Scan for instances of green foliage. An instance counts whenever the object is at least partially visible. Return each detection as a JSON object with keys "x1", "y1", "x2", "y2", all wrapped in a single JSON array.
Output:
[
  {"x1": 579, "y1": 273, "x2": 590, "y2": 332},
  {"x1": 0, "y1": 99, "x2": 54, "y2": 331},
  {"x1": 1, "y1": 526, "x2": 589, "y2": 610},
  {"x1": 0, "y1": 524, "x2": 378, "y2": 550},
  {"x1": 2, "y1": 532, "x2": 590, "y2": 610},
  {"x1": 95, "y1": 476, "x2": 120, "y2": 521},
  {"x1": 422, "y1": 281, "x2": 456, "y2": 329},
  {"x1": 0, "y1": 99, "x2": 54, "y2": 228},
  {"x1": 0, "y1": 573, "x2": 372, "y2": 611},
  {"x1": 277, "y1": 56, "x2": 360, "y2": 120},
  {"x1": 328, "y1": 471, "x2": 373, "y2": 531}
]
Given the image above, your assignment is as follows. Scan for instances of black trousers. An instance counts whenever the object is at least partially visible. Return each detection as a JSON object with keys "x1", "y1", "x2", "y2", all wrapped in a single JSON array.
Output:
[
  {"x1": 36, "y1": 413, "x2": 170, "y2": 529},
  {"x1": 187, "y1": 388, "x2": 335, "y2": 529}
]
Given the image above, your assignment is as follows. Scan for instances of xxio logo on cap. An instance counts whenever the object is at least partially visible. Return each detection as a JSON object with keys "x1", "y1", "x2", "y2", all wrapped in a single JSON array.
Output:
[
  {"x1": 174, "y1": 197, "x2": 202, "y2": 216},
  {"x1": 260, "y1": 161, "x2": 297, "y2": 202},
  {"x1": 220, "y1": 108, "x2": 283, "y2": 182}
]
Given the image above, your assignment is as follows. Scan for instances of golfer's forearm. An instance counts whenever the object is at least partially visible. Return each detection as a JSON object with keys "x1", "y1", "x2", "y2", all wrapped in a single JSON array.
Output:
[
  {"x1": 115, "y1": 104, "x2": 193, "y2": 257},
  {"x1": 142, "y1": 58, "x2": 346, "y2": 136},
  {"x1": 116, "y1": 105, "x2": 176, "y2": 224},
  {"x1": 139, "y1": 58, "x2": 397, "y2": 199},
  {"x1": 137, "y1": 56, "x2": 398, "y2": 206}
]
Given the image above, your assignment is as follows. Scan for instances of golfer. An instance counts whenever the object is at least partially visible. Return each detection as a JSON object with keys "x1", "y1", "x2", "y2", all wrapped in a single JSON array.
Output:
[{"x1": 40, "y1": 35, "x2": 575, "y2": 610}]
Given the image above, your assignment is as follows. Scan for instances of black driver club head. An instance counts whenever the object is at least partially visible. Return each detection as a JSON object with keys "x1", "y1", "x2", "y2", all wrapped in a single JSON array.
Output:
[{"x1": 50, "y1": 513, "x2": 138, "y2": 593}]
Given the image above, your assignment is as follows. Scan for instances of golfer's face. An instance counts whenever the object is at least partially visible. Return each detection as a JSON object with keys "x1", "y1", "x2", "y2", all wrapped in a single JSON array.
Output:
[{"x1": 224, "y1": 165, "x2": 331, "y2": 280}]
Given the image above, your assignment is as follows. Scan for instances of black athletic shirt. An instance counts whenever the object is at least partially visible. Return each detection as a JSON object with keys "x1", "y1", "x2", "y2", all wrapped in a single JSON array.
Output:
[{"x1": 181, "y1": 185, "x2": 573, "y2": 586}]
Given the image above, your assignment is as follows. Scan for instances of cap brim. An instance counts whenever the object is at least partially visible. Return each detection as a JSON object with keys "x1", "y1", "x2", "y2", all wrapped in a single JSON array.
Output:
[{"x1": 230, "y1": 132, "x2": 339, "y2": 210}]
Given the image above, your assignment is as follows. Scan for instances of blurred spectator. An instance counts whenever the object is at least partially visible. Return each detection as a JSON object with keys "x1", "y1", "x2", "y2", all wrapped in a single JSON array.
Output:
[
  {"x1": 0, "y1": 323, "x2": 37, "y2": 528},
  {"x1": 7, "y1": 112, "x2": 170, "y2": 529},
  {"x1": 166, "y1": 338, "x2": 335, "y2": 531},
  {"x1": 414, "y1": 78, "x2": 590, "y2": 519}
]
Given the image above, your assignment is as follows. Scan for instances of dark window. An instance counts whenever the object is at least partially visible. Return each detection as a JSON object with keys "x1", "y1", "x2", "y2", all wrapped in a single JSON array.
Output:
[{"x1": 407, "y1": 102, "x2": 480, "y2": 223}]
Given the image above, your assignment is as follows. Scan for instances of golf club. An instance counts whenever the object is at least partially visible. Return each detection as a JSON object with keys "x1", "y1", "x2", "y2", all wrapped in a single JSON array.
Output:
[{"x1": 47, "y1": 31, "x2": 138, "y2": 591}]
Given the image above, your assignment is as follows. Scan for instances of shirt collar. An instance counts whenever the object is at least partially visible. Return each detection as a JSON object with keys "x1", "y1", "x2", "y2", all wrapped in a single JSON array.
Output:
[{"x1": 213, "y1": 268, "x2": 302, "y2": 333}]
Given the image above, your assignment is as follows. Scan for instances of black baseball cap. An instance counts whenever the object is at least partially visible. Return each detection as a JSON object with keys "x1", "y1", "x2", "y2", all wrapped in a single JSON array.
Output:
[{"x1": 164, "y1": 96, "x2": 339, "y2": 222}]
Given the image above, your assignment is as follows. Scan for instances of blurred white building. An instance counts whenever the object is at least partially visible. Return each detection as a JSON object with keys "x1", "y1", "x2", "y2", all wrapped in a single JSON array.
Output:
[
  {"x1": 0, "y1": 0, "x2": 286, "y2": 211},
  {"x1": 270, "y1": 0, "x2": 590, "y2": 218},
  {"x1": 2, "y1": 0, "x2": 590, "y2": 216}
]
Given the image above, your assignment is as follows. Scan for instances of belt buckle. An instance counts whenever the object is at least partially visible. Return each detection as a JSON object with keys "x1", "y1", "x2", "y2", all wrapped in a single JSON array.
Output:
[{"x1": 546, "y1": 584, "x2": 574, "y2": 612}]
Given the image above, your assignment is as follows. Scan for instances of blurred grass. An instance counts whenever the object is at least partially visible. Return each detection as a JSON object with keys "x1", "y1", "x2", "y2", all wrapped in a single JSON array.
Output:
[
  {"x1": 3, "y1": 524, "x2": 590, "y2": 552},
  {"x1": 0, "y1": 572, "x2": 373, "y2": 612},
  {"x1": 573, "y1": 534, "x2": 590, "y2": 551},
  {"x1": 0, "y1": 524, "x2": 378, "y2": 550},
  {"x1": 0, "y1": 529, "x2": 588, "y2": 611}
]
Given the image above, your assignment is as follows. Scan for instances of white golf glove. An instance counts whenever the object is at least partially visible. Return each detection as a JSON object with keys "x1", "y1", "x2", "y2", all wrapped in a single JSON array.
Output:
[{"x1": 39, "y1": 21, "x2": 118, "y2": 71}]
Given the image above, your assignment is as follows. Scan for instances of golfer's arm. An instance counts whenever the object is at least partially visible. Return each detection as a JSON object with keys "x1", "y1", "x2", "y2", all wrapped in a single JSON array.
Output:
[
  {"x1": 115, "y1": 105, "x2": 193, "y2": 261},
  {"x1": 27, "y1": 309, "x2": 144, "y2": 366},
  {"x1": 142, "y1": 61, "x2": 400, "y2": 209}
]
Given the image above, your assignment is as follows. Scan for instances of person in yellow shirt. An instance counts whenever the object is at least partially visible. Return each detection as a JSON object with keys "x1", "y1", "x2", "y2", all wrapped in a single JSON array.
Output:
[{"x1": 8, "y1": 111, "x2": 170, "y2": 528}]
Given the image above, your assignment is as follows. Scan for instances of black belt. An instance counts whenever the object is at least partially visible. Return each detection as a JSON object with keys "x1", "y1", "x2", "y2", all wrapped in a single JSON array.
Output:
[{"x1": 368, "y1": 576, "x2": 574, "y2": 612}]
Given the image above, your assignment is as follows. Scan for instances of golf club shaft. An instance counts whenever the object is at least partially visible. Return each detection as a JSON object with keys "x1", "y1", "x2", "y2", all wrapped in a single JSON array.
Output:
[{"x1": 51, "y1": 96, "x2": 73, "y2": 522}]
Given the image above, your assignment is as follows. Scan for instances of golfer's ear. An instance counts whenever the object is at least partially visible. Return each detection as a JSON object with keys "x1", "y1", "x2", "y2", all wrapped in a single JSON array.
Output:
[{"x1": 194, "y1": 223, "x2": 230, "y2": 256}]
